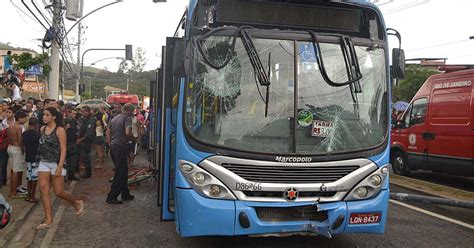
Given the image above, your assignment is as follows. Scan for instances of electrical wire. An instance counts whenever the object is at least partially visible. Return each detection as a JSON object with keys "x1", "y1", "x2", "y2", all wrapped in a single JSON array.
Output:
[
  {"x1": 20, "y1": 0, "x2": 49, "y2": 31},
  {"x1": 407, "y1": 39, "x2": 472, "y2": 52},
  {"x1": 31, "y1": 0, "x2": 52, "y2": 27},
  {"x1": 10, "y1": 0, "x2": 38, "y2": 24},
  {"x1": 41, "y1": 0, "x2": 53, "y2": 19}
]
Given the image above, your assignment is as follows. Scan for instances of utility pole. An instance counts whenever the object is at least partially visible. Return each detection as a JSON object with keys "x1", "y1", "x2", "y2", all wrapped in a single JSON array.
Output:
[
  {"x1": 75, "y1": 23, "x2": 82, "y2": 102},
  {"x1": 126, "y1": 77, "x2": 129, "y2": 92},
  {"x1": 61, "y1": 60, "x2": 65, "y2": 101},
  {"x1": 49, "y1": 0, "x2": 61, "y2": 99}
]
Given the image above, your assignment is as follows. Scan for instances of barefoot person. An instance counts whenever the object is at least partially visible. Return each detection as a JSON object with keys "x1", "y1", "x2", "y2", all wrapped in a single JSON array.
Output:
[
  {"x1": 37, "y1": 107, "x2": 84, "y2": 230},
  {"x1": 7, "y1": 111, "x2": 28, "y2": 199}
]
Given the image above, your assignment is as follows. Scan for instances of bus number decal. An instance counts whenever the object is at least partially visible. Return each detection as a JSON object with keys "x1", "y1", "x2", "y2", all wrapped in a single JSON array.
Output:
[{"x1": 235, "y1": 182, "x2": 262, "y2": 191}]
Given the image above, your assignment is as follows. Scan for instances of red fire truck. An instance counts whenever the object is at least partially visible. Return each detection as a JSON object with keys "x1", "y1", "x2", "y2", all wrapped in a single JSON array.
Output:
[
  {"x1": 391, "y1": 66, "x2": 474, "y2": 176},
  {"x1": 106, "y1": 93, "x2": 139, "y2": 106}
]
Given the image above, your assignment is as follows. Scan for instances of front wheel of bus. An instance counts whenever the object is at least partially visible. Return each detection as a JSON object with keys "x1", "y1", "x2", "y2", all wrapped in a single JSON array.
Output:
[{"x1": 391, "y1": 151, "x2": 410, "y2": 176}]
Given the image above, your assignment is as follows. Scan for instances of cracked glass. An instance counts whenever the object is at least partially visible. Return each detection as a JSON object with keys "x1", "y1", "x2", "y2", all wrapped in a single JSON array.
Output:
[
  {"x1": 297, "y1": 42, "x2": 387, "y2": 153},
  {"x1": 186, "y1": 33, "x2": 387, "y2": 155}
]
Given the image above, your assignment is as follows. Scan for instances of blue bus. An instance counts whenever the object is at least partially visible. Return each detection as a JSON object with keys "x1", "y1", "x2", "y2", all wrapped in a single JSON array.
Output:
[{"x1": 150, "y1": 0, "x2": 405, "y2": 238}]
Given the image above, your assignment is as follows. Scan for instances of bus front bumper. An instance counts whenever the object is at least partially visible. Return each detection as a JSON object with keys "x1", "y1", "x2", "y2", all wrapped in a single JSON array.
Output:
[{"x1": 176, "y1": 188, "x2": 389, "y2": 237}]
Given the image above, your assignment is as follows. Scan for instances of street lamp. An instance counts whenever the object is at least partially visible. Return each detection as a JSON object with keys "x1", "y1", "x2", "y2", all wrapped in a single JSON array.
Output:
[
  {"x1": 88, "y1": 57, "x2": 124, "y2": 66},
  {"x1": 65, "y1": 0, "x2": 124, "y2": 37},
  {"x1": 70, "y1": 0, "x2": 124, "y2": 102}
]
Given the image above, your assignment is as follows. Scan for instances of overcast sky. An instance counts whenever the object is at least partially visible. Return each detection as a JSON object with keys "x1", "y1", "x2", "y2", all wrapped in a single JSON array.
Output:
[{"x1": 1, "y1": 0, "x2": 473, "y2": 72}]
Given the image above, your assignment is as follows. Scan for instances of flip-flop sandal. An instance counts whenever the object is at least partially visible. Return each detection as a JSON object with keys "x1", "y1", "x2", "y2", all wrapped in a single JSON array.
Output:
[
  {"x1": 29, "y1": 198, "x2": 40, "y2": 204},
  {"x1": 36, "y1": 223, "x2": 52, "y2": 230},
  {"x1": 75, "y1": 200, "x2": 85, "y2": 216},
  {"x1": 9, "y1": 195, "x2": 27, "y2": 199}
]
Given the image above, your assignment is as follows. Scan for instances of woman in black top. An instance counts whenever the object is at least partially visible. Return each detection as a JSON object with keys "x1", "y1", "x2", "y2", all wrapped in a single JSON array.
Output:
[{"x1": 36, "y1": 107, "x2": 84, "y2": 230}]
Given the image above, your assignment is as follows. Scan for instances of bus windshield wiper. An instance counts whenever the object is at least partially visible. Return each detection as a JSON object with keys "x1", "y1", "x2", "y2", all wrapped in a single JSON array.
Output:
[
  {"x1": 196, "y1": 26, "x2": 271, "y2": 86},
  {"x1": 239, "y1": 28, "x2": 271, "y2": 86},
  {"x1": 196, "y1": 26, "x2": 271, "y2": 116},
  {"x1": 307, "y1": 31, "x2": 363, "y2": 88},
  {"x1": 264, "y1": 52, "x2": 271, "y2": 117}
]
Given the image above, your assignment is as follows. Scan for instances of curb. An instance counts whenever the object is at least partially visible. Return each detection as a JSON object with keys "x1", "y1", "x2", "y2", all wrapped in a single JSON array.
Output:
[
  {"x1": 390, "y1": 174, "x2": 474, "y2": 202},
  {"x1": 0, "y1": 182, "x2": 70, "y2": 247},
  {"x1": 0, "y1": 199, "x2": 37, "y2": 246}
]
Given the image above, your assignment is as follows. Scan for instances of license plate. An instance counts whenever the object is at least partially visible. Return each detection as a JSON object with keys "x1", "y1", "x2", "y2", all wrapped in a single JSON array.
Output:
[{"x1": 349, "y1": 212, "x2": 381, "y2": 224}]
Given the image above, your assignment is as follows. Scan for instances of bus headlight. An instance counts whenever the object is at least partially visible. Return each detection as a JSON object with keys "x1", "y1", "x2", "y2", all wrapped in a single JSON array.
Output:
[
  {"x1": 209, "y1": 185, "x2": 221, "y2": 197},
  {"x1": 355, "y1": 186, "x2": 369, "y2": 198},
  {"x1": 345, "y1": 165, "x2": 388, "y2": 201},
  {"x1": 369, "y1": 175, "x2": 382, "y2": 186},
  {"x1": 179, "y1": 161, "x2": 236, "y2": 200},
  {"x1": 192, "y1": 172, "x2": 206, "y2": 185},
  {"x1": 181, "y1": 163, "x2": 194, "y2": 172}
]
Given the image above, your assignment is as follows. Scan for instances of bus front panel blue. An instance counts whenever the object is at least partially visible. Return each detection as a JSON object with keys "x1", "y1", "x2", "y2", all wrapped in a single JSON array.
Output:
[{"x1": 175, "y1": 186, "x2": 389, "y2": 237}]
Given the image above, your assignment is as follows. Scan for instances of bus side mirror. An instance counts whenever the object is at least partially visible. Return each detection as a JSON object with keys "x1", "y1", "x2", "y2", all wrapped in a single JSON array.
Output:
[{"x1": 392, "y1": 48, "x2": 405, "y2": 79}]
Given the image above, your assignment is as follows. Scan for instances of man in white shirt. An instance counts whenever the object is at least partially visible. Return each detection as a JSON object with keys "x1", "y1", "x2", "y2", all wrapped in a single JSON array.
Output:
[
  {"x1": 129, "y1": 114, "x2": 141, "y2": 167},
  {"x1": 7, "y1": 83, "x2": 21, "y2": 101}
]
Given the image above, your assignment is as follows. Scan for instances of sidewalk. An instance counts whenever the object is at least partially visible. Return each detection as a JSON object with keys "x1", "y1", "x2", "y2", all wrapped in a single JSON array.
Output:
[
  {"x1": 28, "y1": 149, "x2": 154, "y2": 247},
  {"x1": 0, "y1": 148, "x2": 153, "y2": 247},
  {"x1": 0, "y1": 160, "x2": 38, "y2": 246}
]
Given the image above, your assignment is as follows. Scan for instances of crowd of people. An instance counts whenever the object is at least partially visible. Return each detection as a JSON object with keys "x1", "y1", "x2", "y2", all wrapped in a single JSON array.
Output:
[{"x1": 0, "y1": 97, "x2": 149, "y2": 229}]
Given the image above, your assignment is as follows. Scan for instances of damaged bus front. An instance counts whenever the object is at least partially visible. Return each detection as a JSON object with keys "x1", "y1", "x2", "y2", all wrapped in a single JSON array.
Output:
[{"x1": 154, "y1": 0, "x2": 405, "y2": 237}]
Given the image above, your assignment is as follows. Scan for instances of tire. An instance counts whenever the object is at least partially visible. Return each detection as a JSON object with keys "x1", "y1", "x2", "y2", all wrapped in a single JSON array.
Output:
[{"x1": 391, "y1": 150, "x2": 410, "y2": 176}]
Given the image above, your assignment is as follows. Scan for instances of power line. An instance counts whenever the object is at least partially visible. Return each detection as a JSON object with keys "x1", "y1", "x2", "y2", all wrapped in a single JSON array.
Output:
[
  {"x1": 407, "y1": 39, "x2": 472, "y2": 52},
  {"x1": 20, "y1": 0, "x2": 49, "y2": 31},
  {"x1": 31, "y1": 0, "x2": 52, "y2": 27},
  {"x1": 41, "y1": 0, "x2": 53, "y2": 19},
  {"x1": 376, "y1": 0, "x2": 431, "y2": 15},
  {"x1": 10, "y1": 0, "x2": 37, "y2": 24}
]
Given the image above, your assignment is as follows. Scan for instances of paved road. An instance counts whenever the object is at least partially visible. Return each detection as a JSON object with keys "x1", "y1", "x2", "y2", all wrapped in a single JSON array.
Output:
[{"x1": 12, "y1": 152, "x2": 474, "y2": 247}]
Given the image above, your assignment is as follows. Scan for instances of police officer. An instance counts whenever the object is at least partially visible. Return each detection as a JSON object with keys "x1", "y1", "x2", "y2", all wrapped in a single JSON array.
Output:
[{"x1": 77, "y1": 106, "x2": 96, "y2": 178}]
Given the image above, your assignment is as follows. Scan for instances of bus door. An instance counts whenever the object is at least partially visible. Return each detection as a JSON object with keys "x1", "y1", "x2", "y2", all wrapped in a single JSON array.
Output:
[
  {"x1": 154, "y1": 68, "x2": 163, "y2": 176},
  {"x1": 149, "y1": 78, "x2": 156, "y2": 168},
  {"x1": 156, "y1": 47, "x2": 164, "y2": 209},
  {"x1": 159, "y1": 38, "x2": 185, "y2": 221}
]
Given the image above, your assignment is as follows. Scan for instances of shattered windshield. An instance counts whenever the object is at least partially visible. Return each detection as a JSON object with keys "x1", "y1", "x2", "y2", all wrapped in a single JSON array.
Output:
[{"x1": 185, "y1": 33, "x2": 387, "y2": 155}]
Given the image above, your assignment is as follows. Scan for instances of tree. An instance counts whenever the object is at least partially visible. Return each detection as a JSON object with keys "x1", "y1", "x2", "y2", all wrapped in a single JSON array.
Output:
[
  {"x1": 82, "y1": 91, "x2": 92, "y2": 100},
  {"x1": 393, "y1": 65, "x2": 439, "y2": 102},
  {"x1": 130, "y1": 47, "x2": 147, "y2": 73},
  {"x1": 11, "y1": 52, "x2": 51, "y2": 79},
  {"x1": 117, "y1": 59, "x2": 129, "y2": 75}
]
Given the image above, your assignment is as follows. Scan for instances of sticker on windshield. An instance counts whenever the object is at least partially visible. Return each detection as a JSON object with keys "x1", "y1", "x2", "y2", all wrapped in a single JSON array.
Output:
[
  {"x1": 312, "y1": 120, "x2": 333, "y2": 137},
  {"x1": 299, "y1": 43, "x2": 317, "y2": 62},
  {"x1": 297, "y1": 109, "x2": 313, "y2": 127}
]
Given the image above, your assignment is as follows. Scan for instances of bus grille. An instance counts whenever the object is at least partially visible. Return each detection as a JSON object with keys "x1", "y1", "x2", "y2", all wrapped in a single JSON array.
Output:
[
  {"x1": 221, "y1": 164, "x2": 359, "y2": 184},
  {"x1": 255, "y1": 206, "x2": 328, "y2": 222}
]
